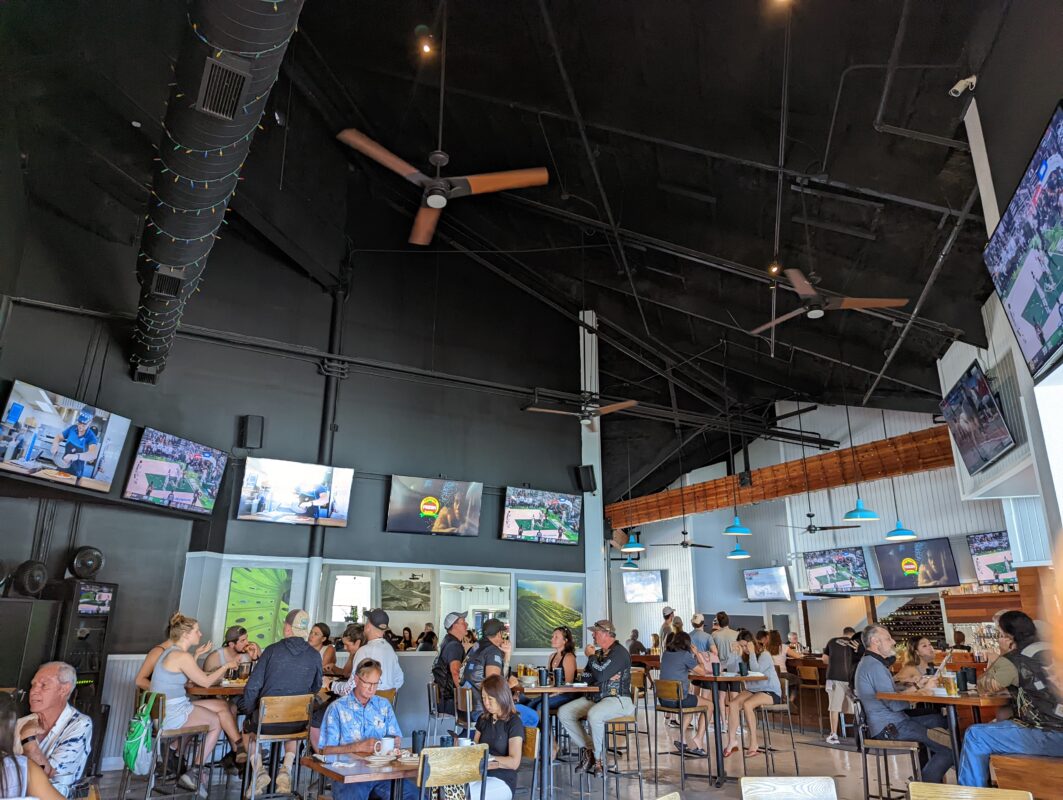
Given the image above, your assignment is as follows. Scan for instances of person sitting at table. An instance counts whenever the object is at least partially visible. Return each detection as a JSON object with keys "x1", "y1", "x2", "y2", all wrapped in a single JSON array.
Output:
[
  {"x1": 957, "y1": 611, "x2": 1063, "y2": 787},
  {"x1": 650, "y1": 633, "x2": 661, "y2": 653},
  {"x1": 951, "y1": 631, "x2": 972, "y2": 652},
  {"x1": 417, "y1": 631, "x2": 437, "y2": 651},
  {"x1": 625, "y1": 629, "x2": 646, "y2": 655},
  {"x1": 149, "y1": 613, "x2": 245, "y2": 796},
  {"x1": 336, "y1": 610, "x2": 404, "y2": 695},
  {"x1": 137, "y1": 620, "x2": 214, "y2": 692},
  {"x1": 766, "y1": 630, "x2": 787, "y2": 670},
  {"x1": 558, "y1": 620, "x2": 633, "y2": 777},
  {"x1": 473, "y1": 675, "x2": 526, "y2": 800},
  {"x1": 784, "y1": 631, "x2": 804, "y2": 659},
  {"x1": 855, "y1": 624, "x2": 953, "y2": 784},
  {"x1": 462, "y1": 619, "x2": 538, "y2": 729},
  {"x1": 414, "y1": 623, "x2": 434, "y2": 648},
  {"x1": 521, "y1": 627, "x2": 578, "y2": 715},
  {"x1": 314, "y1": 624, "x2": 366, "y2": 750},
  {"x1": 722, "y1": 630, "x2": 782, "y2": 758},
  {"x1": 318, "y1": 659, "x2": 417, "y2": 800},
  {"x1": 896, "y1": 636, "x2": 936, "y2": 686},
  {"x1": 240, "y1": 609, "x2": 322, "y2": 799},
  {"x1": 658, "y1": 631, "x2": 711, "y2": 757},
  {"x1": 310, "y1": 623, "x2": 337, "y2": 672},
  {"x1": 399, "y1": 628, "x2": 415, "y2": 651},
  {"x1": 202, "y1": 625, "x2": 261, "y2": 673},
  {"x1": 2, "y1": 692, "x2": 63, "y2": 800},
  {"x1": 13, "y1": 663, "x2": 91, "y2": 798}
]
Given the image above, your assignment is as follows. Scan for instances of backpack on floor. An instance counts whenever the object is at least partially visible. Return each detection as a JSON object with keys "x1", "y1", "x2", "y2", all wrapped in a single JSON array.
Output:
[{"x1": 123, "y1": 692, "x2": 159, "y2": 775}]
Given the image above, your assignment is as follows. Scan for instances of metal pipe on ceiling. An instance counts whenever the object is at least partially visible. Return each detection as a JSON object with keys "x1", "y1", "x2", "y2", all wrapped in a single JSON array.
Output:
[{"x1": 861, "y1": 184, "x2": 980, "y2": 404}]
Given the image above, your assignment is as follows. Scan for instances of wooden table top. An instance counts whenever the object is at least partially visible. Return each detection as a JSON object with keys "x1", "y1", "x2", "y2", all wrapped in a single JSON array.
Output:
[
  {"x1": 875, "y1": 690, "x2": 1010, "y2": 708},
  {"x1": 691, "y1": 673, "x2": 766, "y2": 684},
  {"x1": 521, "y1": 685, "x2": 601, "y2": 696},
  {"x1": 187, "y1": 684, "x2": 245, "y2": 696},
  {"x1": 301, "y1": 755, "x2": 419, "y2": 784}
]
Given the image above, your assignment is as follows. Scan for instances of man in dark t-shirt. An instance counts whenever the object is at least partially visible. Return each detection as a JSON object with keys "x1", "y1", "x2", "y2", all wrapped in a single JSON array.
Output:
[
  {"x1": 821, "y1": 626, "x2": 859, "y2": 744},
  {"x1": 432, "y1": 611, "x2": 468, "y2": 714}
]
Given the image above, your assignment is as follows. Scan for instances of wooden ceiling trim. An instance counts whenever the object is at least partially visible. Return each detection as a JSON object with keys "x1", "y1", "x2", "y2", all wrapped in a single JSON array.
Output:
[{"x1": 604, "y1": 425, "x2": 954, "y2": 529}]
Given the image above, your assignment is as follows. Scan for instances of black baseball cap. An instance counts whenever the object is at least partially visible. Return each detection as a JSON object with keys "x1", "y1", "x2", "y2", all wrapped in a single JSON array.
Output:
[
  {"x1": 483, "y1": 618, "x2": 506, "y2": 637},
  {"x1": 364, "y1": 608, "x2": 390, "y2": 630}
]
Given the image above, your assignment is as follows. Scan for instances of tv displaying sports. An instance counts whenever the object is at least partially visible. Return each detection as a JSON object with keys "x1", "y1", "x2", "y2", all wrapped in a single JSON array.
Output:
[
  {"x1": 940, "y1": 361, "x2": 1016, "y2": 475},
  {"x1": 983, "y1": 103, "x2": 1063, "y2": 380},
  {"x1": 386, "y1": 475, "x2": 483, "y2": 536},
  {"x1": 237, "y1": 457, "x2": 354, "y2": 527},
  {"x1": 743, "y1": 566, "x2": 792, "y2": 601},
  {"x1": 0, "y1": 380, "x2": 131, "y2": 493},
  {"x1": 621, "y1": 570, "x2": 664, "y2": 603},
  {"x1": 803, "y1": 547, "x2": 871, "y2": 592},
  {"x1": 76, "y1": 582, "x2": 115, "y2": 616},
  {"x1": 501, "y1": 486, "x2": 582, "y2": 545},
  {"x1": 874, "y1": 537, "x2": 960, "y2": 591},
  {"x1": 123, "y1": 428, "x2": 228, "y2": 514},
  {"x1": 967, "y1": 531, "x2": 1017, "y2": 585}
]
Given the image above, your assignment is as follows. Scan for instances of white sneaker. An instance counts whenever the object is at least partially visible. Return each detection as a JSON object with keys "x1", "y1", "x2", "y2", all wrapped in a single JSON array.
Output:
[{"x1": 825, "y1": 733, "x2": 840, "y2": 745}]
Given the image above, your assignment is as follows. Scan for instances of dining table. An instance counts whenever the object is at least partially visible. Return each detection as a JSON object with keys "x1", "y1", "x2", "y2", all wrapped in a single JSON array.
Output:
[
  {"x1": 186, "y1": 683, "x2": 246, "y2": 697},
  {"x1": 874, "y1": 689, "x2": 1010, "y2": 760},
  {"x1": 690, "y1": 673, "x2": 766, "y2": 788},
  {"x1": 301, "y1": 754, "x2": 419, "y2": 800},
  {"x1": 520, "y1": 683, "x2": 600, "y2": 800}
]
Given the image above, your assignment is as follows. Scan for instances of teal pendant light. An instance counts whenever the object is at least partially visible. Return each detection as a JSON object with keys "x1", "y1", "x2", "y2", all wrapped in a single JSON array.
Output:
[
  {"x1": 841, "y1": 397, "x2": 878, "y2": 523},
  {"x1": 881, "y1": 410, "x2": 916, "y2": 542},
  {"x1": 620, "y1": 531, "x2": 646, "y2": 553},
  {"x1": 620, "y1": 556, "x2": 639, "y2": 571},
  {"x1": 726, "y1": 542, "x2": 751, "y2": 560},
  {"x1": 723, "y1": 516, "x2": 752, "y2": 536}
]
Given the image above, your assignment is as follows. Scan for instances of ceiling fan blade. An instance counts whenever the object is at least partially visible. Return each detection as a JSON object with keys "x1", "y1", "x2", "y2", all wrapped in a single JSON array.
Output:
[
  {"x1": 594, "y1": 399, "x2": 639, "y2": 416},
  {"x1": 337, "y1": 128, "x2": 428, "y2": 186},
  {"x1": 776, "y1": 525, "x2": 811, "y2": 529},
  {"x1": 812, "y1": 524, "x2": 862, "y2": 531},
  {"x1": 749, "y1": 306, "x2": 808, "y2": 335},
  {"x1": 525, "y1": 406, "x2": 581, "y2": 417},
  {"x1": 689, "y1": 544, "x2": 715, "y2": 549},
  {"x1": 408, "y1": 205, "x2": 443, "y2": 245},
  {"x1": 826, "y1": 296, "x2": 909, "y2": 311},
  {"x1": 784, "y1": 268, "x2": 819, "y2": 301},
  {"x1": 649, "y1": 543, "x2": 683, "y2": 547},
  {"x1": 449, "y1": 168, "x2": 549, "y2": 198}
]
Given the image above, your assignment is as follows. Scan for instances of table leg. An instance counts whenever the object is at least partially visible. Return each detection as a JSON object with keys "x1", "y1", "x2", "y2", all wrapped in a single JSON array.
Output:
[
  {"x1": 540, "y1": 700, "x2": 552, "y2": 800},
  {"x1": 946, "y1": 705, "x2": 961, "y2": 764},
  {"x1": 711, "y1": 682, "x2": 725, "y2": 788}
]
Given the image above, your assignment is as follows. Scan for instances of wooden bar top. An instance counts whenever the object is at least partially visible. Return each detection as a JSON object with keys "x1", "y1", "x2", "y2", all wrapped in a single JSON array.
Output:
[{"x1": 875, "y1": 690, "x2": 1009, "y2": 708}]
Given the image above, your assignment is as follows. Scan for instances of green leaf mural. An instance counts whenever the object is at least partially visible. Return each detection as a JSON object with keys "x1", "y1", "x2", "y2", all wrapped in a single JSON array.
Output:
[
  {"x1": 515, "y1": 580, "x2": 583, "y2": 649},
  {"x1": 225, "y1": 567, "x2": 293, "y2": 647}
]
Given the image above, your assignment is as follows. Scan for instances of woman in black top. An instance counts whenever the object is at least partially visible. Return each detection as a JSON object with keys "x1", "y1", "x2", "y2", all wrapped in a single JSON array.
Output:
[
  {"x1": 399, "y1": 627, "x2": 415, "y2": 651},
  {"x1": 474, "y1": 674, "x2": 525, "y2": 800},
  {"x1": 522, "y1": 627, "x2": 578, "y2": 712}
]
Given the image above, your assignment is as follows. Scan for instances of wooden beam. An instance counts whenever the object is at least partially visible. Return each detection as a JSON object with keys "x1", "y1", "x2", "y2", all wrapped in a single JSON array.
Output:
[{"x1": 605, "y1": 424, "x2": 954, "y2": 529}]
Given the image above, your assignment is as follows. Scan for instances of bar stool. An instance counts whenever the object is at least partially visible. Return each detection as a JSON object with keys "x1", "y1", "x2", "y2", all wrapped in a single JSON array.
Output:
[
  {"x1": 852, "y1": 698, "x2": 922, "y2": 800},
  {"x1": 740, "y1": 675, "x2": 799, "y2": 776},
  {"x1": 116, "y1": 692, "x2": 212, "y2": 800},
  {"x1": 515, "y1": 726, "x2": 541, "y2": 799},
  {"x1": 243, "y1": 693, "x2": 313, "y2": 800},
  {"x1": 797, "y1": 665, "x2": 826, "y2": 735},
  {"x1": 426, "y1": 682, "x2": 455, "y2": 742},
  {"x1": 452, "y1": 686, "x2": 475, "y2": 736},
  {"x1": 651, "y1": 680, "x2": 711, "y2": 790},
  {"x1": 578, "y1": 687, "x2": 644, "y2": 800},
  {"x1": 629, "y1": 668, "x2": 651, "y2": 738}
]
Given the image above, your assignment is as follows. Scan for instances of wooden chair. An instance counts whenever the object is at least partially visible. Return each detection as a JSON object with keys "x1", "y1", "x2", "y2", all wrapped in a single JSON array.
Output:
[
  {"x1": 741, "y1": 674, "x2": 799, "y2": 776},
  {"x1": 908, "y1": 784, "x2": 1033, "y2": 800},
  {"x1": 377, "y1": 687, "x2": 397, "y2": 706},
  {"x1": 414, "y1": 743, "x2": 489, "y2": 800},
  {"x1": 116, "y1": 692, "x2": 212, "y2": 800},
  {"x1": 852, "y1": 698, "x2": 920, "y2": 800},
  {"x1": 243, "y1": 693, "x2": 313, "y2": 800},
  {"x1": 740, "y1": 775, "x2": 838, "y2": 799},
  {"x1": 516, "y1": 725, "x2": 540, "y2": 799},
  {"x1": 651, "y1": 679, "x2": 710, "y2": 790},
  {"x1": 990, "y1": 754, "x2": 1063, "y2": 800},
  {"x1": 453, "y1": 686, "x2": 475, "y2": 735},
  {"x1": 796, "y1": 665, "x2": 826, "y2": 735}
]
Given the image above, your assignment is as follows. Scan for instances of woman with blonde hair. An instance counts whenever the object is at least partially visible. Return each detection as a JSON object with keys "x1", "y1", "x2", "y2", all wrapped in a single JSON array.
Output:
[{"x1": 150, "y1": 612, "x2": 245, "y2": 796}]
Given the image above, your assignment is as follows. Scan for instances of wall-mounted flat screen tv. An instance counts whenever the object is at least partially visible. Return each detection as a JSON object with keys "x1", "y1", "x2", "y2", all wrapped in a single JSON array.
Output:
[
  {"x1": 803, "y1": 547, "x2": 870, "y2": 592},
  {"x1": 501, "y1": 486, "x2": 582, "y2": 545},
  {"x1": 237, "y1": 457, "x2": 354, "y2": 527},
  {"x1": 622, "y1": 570, "x2": 664, "y2": 603},
  {"x1": 983, "y1": 103, "x2": 1063, "y2": 380},
  {"x1": 874, "y1": 537, "x2": 960, "y2": 591},
  {"x1": 939, "y1": 361, "x2": 1016, "y2": 475},
  {"x1": 967, "y1": 530, "x2": 1017, "y2": 585},
  {"x1": 386, "y1": 475, "x2": 483, "y2": 536},
  {"x1": 0, "y1": 380, "x2": 131, "y2": 493},
  {"x1": 743, "y1": 566, "x2": 792, "y2": 601},
  {"x1": 123, "y1": 428, "x2": 228, "y2": 515}
]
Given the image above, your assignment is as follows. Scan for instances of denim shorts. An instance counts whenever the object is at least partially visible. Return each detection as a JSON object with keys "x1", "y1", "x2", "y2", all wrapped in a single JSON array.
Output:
[{"x1": 658, "y1": 695, "x2": 698, "y2": 709}]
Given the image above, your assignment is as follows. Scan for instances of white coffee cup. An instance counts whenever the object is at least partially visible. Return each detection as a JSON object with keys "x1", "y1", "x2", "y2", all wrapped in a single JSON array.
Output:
[
  {"x1": 457, "y1": 738, "x2": 474, "y2": 747},
  {"x1": 374, "y1": 736, "x2": 396, "y2": 755}
]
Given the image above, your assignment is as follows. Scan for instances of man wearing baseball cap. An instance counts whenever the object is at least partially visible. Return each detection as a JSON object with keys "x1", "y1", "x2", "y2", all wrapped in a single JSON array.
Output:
[
  {"x1": 239, "y1": 609, "x2": 322, "y2": 797},
  {"x1": 660, "y1": 606, "x2": 676, "y2": 646},
  {"x1": 50, "y1": 406, "x2": 99, "y2": 479},
  {"x1": 461, "y1": 619, "x2": 539, "y2": 728},
  {"x1": 558, "y1": 619, "x2": 633, "y2": 776},
  {"x1": 336, "y1": 609, "x2": 404, "y2": 696},
  {"x1": 431, "y1": 612, "x2": 468, "y2": 714}
]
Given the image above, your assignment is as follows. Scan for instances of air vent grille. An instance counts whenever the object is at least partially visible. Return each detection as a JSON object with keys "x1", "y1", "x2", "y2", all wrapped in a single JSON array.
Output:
[
  {"x1": 195, "y1": 56, "x2": 251, "y2": 121},
  {"x1": 132, "y1": 365, "x2": 161, "y2": 385},
  {"x1": 150, "y1": 272, "x2": 184, "y2": 299}
]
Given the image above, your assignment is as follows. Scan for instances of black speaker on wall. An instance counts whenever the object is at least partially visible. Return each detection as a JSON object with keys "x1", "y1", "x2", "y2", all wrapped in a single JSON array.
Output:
[
  {"x1": 238, "y1": 415, "x2": 264, "y2": 450},
  {"x1": 575, "y1": 464, "x2": 597, "y2": 493}
]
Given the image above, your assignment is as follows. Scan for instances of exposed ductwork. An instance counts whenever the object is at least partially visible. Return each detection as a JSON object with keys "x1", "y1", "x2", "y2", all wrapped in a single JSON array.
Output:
[{"x1": 130, "y1": 0, "x2": 306, "y2": 384}]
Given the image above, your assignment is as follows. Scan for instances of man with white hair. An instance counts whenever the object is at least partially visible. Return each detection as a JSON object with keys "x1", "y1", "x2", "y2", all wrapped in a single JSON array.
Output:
[{"x1": 16, "y1": 661, "x2": 92, "y2": 797}]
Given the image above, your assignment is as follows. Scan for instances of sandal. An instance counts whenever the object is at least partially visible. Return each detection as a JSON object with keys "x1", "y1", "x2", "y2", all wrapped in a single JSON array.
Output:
[
  {"x1": 723, "y1": 744, "x2": 739, "y2": 758},
  {"x1": 744, "y1": 747, "x2": 761, "y2": 757}
]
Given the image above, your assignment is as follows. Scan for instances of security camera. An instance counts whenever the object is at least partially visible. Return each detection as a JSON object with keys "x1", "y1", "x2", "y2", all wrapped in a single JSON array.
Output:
[{"x1": 949, "y1": 75, "x2": 977, "y2": 97}]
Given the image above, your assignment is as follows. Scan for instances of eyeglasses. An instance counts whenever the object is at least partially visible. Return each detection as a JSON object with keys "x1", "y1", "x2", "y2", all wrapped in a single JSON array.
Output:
[{"x1": 355, "y1": 676, "x2": 381, "y2": 689}]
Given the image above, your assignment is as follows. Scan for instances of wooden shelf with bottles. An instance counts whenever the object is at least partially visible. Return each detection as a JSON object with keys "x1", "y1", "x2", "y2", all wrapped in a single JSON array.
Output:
[{"x1": 941, "y1": 567, "x2": 1047, "y2": 623}]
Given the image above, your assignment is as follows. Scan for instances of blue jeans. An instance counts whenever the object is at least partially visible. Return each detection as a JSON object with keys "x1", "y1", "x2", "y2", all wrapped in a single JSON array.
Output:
[
  {"x1": 893, "y1": 715, "x2": 954, "y2": 784},
  {"x1": 522, "y1": 693, "x2": 573, "y2": 713},
  {"x1": 958, "y1": 721, "x2": 1063, "y2": 787},
  {"x1": 331, "y1": 778, "x2": 419, "y2": 800}
]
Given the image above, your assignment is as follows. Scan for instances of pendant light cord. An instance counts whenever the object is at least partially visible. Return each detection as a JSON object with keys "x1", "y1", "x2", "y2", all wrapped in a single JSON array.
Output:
[
  {"x1": 434, "y1": 0, "x2": 448, "y2": 178},
  {"x1": 882, "y1": 410, "x2": 901, "y2": 519},
  {"x1": 797, "y1": 403, "x2": 813, "y2": 516},
  {"x1": 723, "y1": 340, "x2": 738, "y2": 515}
]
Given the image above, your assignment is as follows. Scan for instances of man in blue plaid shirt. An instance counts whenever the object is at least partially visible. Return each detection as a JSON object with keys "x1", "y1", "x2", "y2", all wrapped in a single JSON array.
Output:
[{"x1": 319, "y1": 659, "x2": 418, "y2": 800}]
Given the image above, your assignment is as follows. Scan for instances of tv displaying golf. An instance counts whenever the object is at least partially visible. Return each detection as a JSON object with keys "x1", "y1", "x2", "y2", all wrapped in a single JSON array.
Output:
[
  {"x1": 501, "y1": 486, "x2": 582, "y2": 545},
  {"x1": 385, "y1": 475, "x2": 483, "y2": 536},
  {"x1": 237, "y1": 457, "x2": 354, "y2": 527},
  {"x1": 0, "y1": 380, "x2": 131, "y2": 493},
  {"x1": 803, "y1": 547, "x2": 871, "y2": 592},
  {"x1": 967, "y1": 531, "x2": 1017, "y2": 585},
  {"x1": 123, "y1": 428, "x2": 228, "y2": 514}
]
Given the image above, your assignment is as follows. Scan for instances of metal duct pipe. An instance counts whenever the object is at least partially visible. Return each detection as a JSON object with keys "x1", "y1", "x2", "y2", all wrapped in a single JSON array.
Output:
[{"x1": 130, "y1": 0, "x2": 306, "y2": 383}]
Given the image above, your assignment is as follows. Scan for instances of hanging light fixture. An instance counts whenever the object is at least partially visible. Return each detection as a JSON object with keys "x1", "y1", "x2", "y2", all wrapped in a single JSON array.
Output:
[
  {"x1": 721, "y1": 340, "x2": 753, "y2": 538},
  {"x1": 620, "y1": 530, "x2": 646, "y2": 553},
  {"x1": 726, "y1": 542, "x2": 751, "y2": 560},
  {"x1": 881, "y1": 410, "x2": 917, "y2": 541},
  {"x1": 620, "y1": 556, "x2": 639, "y2": 571},
  {"x1": 841, "y1": 393, "x2": 879, "y2": 523}
]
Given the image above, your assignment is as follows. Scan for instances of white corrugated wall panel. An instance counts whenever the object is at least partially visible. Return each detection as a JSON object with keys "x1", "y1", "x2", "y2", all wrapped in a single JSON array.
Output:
[
  {"x1": 100, "y1": 655, "x2": 142, "y2": 771},
  {"x1": 1004, "y1": 496, "x2": 1053, "y2": 565}
]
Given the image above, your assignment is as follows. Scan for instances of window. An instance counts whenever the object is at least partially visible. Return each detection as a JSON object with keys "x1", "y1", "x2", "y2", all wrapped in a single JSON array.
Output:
[{"x1": 329, "y1": 574, "x2": 373, "y2": 624}]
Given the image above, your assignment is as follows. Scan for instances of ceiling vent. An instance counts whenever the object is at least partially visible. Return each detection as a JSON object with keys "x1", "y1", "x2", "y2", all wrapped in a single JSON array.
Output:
[
  {"x1": 132, "y1": 364, "x2": 161, "y2": 385},
  {"x1": 148, "y1": 267, "x2": 186, "y2": 300},
  {"x1": 195, "y1": 55, "x2": 252, "y2": 121}
]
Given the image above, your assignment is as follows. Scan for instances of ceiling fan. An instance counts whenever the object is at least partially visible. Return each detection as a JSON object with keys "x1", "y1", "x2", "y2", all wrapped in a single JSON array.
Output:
[
  {"x1": 778, "y1": 511, "x2": 859, "y2": 535},
  {"x1": 650, "y1": 528, "x2": 713, "y2": 550},
  {"x1": 523, "y1": 391, "x2": 637, "y2": 431},
  {"x1": 749, "y1": 268, "x2": 909, "y2": 335}
]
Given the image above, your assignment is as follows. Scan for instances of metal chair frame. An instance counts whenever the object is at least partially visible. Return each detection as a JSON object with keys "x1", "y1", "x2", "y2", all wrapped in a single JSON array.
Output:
[{"x1": 116, "y1": 692, "x2": 212, "y2": 800}]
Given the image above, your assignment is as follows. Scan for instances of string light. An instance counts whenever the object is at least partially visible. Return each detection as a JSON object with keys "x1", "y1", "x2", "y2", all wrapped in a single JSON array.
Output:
[{"x1": 188, "y1": 15, "x2": 296, "y2": 60}]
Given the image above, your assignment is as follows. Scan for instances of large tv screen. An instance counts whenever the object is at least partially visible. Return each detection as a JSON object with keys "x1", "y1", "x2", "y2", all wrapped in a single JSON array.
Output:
[
  {"x1": 621, "y1": 570, "x2": 664, "y2": 603},
  {"x1": 940, "y1": 361, "x2": 1016, "y2": 475},
  {"x1": 237, "y1": 457, "x2": 354, "y2": 527},
  {"x1": 501, "y1": 486, "x2": 582, "y2": 545},
  {"x1": 0, "y1": 380, "x2": 131, "y2": 493},
  {"x1": 874, "y1": 537, "x2": 961, "y2": 591},
  {"x1": 983, "y1": 103, "x2": 1063, "y2": 380},
  {"x1": 803, "y1": 547, "x2": 870, "y2": 593},
  {"x1": 386, "y1": 475, "x2": 483, "y2": 536},
  {"x1": 743, "y1": 566, "x2": 792, "y2": 601},
  {"x1": 123, "y1": 428, "x2": 228, "y2": 514},
  {"x1": 967, "y1": 531, "x2": 1017, "y2": 585}
]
